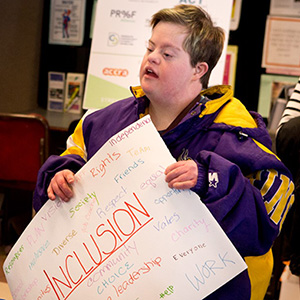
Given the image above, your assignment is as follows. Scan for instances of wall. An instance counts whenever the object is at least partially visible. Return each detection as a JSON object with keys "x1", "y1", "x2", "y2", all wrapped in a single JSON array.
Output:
[
  {"x1": 0, "y1": 0, "x2": 44, "y2": 113},
  {"x1": 229, "y1": 0, "x2": 270, "y2": 112},
  {"x1": 0, "y1": 1, "x2": 270, "y2": 114},
  {"x1": 37, "y1": 0, "x2": 93, "y2": 109}
]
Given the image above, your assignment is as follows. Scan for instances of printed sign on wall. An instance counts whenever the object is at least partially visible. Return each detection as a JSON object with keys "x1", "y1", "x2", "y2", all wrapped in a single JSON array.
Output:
[{"x1": 49, "y1": 0, "x2": 86, "y2": 46}]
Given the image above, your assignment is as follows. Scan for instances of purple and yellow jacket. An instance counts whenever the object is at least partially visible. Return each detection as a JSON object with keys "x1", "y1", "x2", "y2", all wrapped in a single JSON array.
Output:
[{"x1": 33, "y1": 85, "x2": 294, "y2": 300}]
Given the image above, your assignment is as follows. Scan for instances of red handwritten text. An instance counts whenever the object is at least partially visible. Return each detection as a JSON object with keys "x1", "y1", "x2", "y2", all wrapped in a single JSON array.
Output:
[
  {"x1": 90, "y1": 152, "x2": 121, "y2": 178},
  {"x1": 43, "y1": 193, "x2": 152, "y2": 300},
  {"x1": 113, "y1": 257, "x2": 162, "y2": 297}
]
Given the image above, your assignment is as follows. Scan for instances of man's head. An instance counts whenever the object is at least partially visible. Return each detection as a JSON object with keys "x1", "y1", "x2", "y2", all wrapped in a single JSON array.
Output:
[{"x1": 150, "y1": 4, "x2": 225, "y2": 88}]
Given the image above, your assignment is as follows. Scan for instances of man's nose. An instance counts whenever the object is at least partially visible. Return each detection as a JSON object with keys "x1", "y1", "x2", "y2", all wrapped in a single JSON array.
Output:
[{"x1": 148, "y1": 50, "x2": 160, "y2": 64}]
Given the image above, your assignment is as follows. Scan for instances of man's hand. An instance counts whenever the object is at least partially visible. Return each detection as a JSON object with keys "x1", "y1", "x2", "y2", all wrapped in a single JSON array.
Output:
[
  {"x1": 47, "y1": 170, "x2": 75, "y2": 201},
  {"x1": 165, "y1": 160, "x2": 198, "y2": 189}
]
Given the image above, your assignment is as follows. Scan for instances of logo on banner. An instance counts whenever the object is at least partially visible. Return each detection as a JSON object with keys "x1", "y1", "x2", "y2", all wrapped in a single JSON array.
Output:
[
  {"x1": 108, "y1": 32, "x2": 137, "y2": 47},
  {"x1": 110, "y1": 9, "x2": 137, "y2": 19},
  {"x1": 108, "y1": 33, "x2": 119, "y2": 46},
  {"x1": 103, "y1": 68, "x2": 129, "y2": 77}
]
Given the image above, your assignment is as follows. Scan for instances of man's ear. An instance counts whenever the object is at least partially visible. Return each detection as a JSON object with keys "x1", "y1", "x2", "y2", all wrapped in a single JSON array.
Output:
[{"x1": 193, "y1": 62, "x2": 208, "y2": 81}]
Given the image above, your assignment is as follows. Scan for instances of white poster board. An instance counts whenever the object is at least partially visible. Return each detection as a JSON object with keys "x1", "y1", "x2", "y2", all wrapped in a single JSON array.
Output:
[
  {"x1": 4, "y1": 116, "x2": 247, "y2": 300},
  {"x1": 83, "y1": 0, "x2": 233, "y2": 109}
]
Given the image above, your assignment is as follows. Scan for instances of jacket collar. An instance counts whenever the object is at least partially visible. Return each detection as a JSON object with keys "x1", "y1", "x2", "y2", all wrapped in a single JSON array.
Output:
[
  {"x1": 130, "y1": 84, "x2": 235, "y2": 122},
  {"x1": 130, "y1": 84, "x2": 258, "y2": 129},
  {"x1": 130, "y1": 85, "x2": 271, "y2": 149}
]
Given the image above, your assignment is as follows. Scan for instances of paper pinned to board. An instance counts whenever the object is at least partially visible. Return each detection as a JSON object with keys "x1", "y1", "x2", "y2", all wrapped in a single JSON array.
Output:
[{"x1": 262, "y1": 16, "x2": 300, "y2": 75}]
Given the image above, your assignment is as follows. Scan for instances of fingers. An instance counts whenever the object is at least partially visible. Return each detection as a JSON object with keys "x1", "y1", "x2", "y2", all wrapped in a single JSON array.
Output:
[
  {"x1": 47, "y1": 184, "x2": 56, "y2": 200},
  {"x1": 165, "y1": 161, "x2": 198, "y2": 189},
  {"x1": 47, "y1": 170, "x2": 75, "y2": 202}
]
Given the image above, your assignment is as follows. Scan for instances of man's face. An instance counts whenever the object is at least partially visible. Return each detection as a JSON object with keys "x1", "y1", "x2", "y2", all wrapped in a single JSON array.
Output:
[{"x1": 139, "y1": 21, "x2": 197, "y2": 106}]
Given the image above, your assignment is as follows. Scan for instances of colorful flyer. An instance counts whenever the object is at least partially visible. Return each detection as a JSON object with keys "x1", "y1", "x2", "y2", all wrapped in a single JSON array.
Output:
[
  {"x1": 48, "y1": 72, "x2": 65, "y2": 112},
  {"x1": 64, "y1": 73, "x2": 85, "y2": 113},
  {"x1": 49, "y1": 0, "x2": 86, "y2": 46}
]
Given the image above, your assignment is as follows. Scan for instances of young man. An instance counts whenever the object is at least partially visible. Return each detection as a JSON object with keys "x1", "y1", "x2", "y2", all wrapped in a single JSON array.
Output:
[{"x1": 34, "y1": 5, "x2": 294, "y2": 300}]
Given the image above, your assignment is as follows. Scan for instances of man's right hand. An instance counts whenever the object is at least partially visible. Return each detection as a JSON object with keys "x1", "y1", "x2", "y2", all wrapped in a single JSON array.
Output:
[{"x1": 47, "y1": 170, "x2": 75, "y2": 202}]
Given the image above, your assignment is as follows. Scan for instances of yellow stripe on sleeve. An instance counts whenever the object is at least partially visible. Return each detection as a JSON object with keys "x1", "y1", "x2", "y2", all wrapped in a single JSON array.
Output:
[
  {"x1": 270, "y1": 178, "x2": 294, "y2": 225},
  {"x1": 260, "y1": 170, "x2": 278, "y2": 197},
  {"x1": 61, "y1": 119, "x2": 86, "y2": 161}
]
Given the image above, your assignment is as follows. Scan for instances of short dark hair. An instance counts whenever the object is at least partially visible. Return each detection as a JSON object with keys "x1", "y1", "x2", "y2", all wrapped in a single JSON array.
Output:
[{"x1": 151, "y1": 4, "x2": 225, "y2": 88}]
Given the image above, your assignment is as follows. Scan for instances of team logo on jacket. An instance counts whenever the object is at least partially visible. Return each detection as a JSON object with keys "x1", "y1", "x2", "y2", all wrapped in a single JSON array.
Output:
[
  {"x1": 208, "y1": 172, "x2": 219, "y2": 188},
  {"x1": 178, "y1": 148, "x2": 191, "y2": 161}
]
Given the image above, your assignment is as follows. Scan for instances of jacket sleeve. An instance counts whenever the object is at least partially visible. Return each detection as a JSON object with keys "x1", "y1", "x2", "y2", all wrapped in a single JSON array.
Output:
[
  {"x1": 191, "y1": 144, "x2": 294, "y2": 258},
  {"x1": 33, "y1": 118, "x2": 87, "y2": 212}
]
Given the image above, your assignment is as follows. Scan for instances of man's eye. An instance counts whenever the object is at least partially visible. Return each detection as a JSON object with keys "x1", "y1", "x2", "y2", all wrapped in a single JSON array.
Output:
[
  {"x1": 147, "y1": 47, "x2": 154, "y2": 53},
  {"x1": 164, "y1": 53, "x2": 172, "y2": 58}
]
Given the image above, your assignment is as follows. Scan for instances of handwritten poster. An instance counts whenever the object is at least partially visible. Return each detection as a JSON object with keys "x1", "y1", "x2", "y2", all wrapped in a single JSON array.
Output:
[
  {"x1": 3, "y1": 116, "x2": 247, "y2": 300},
  {"x1": 83, "y1": 0, "x2": 233, "y2": 109}
]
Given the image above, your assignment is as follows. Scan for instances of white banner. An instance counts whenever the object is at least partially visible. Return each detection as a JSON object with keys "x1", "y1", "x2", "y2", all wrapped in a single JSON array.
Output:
[{"x1": 83, "y1": 0, "x2": 233, "y2": 109}]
